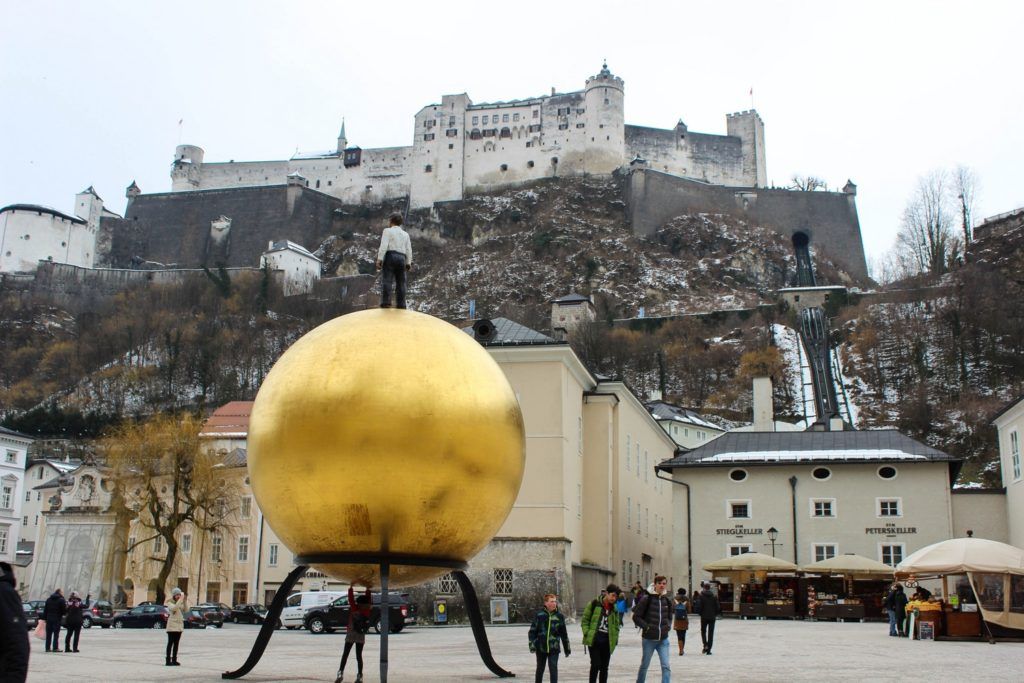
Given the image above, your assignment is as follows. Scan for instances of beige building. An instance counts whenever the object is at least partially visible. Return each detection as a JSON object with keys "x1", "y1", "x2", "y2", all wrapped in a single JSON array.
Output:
[
  {"x1": 646, "y1": 400, "x2": 724, "y2": 449},
  {"x1": 992, "y1": 396, "x2": 1024, "y2": 548},
  {"x1": 658, "y1": 430, "x2": 963, "y2": 615}
]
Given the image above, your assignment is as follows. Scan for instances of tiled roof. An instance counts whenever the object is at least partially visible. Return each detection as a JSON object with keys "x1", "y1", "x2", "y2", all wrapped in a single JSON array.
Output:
[
  {"x1": 658, "y1": 429, "x2": 958, "y2": 468},
  {"x1": 460, "y1": 317, "x2": 556, "y2": 345},
  {"x1": 200, "y1": 401, "x2": 253, "y2": 437},
  {"x1": 552, "y1": 292, "x2": 590, "y2": 304},
  {"x1": 215, "y1": 448, "x2": 247, "y2": 468}
]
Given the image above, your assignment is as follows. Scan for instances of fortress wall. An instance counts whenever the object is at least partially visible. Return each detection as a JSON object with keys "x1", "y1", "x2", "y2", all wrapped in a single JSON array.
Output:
[
  {"x1": 625, "y1": 126, "x2": 748, "y2": 186},
  {"x1": 627, "y1": 169, "x2": 868, "y2": 280},
  {"x1": 290, "y1": 146, "x2": 414, "y2": 204},
  {"x1": 107, "y1": 185, "x2": 347, "y2": 269},
  {"x1": 194, "y1": 160, "x2": 289, "y2": 191},
  {"x1": 0, "y1": 208, "x2": 96, "y2": 273}
]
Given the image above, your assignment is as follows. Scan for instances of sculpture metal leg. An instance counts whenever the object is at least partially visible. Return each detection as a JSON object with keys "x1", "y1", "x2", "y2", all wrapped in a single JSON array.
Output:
[
  {"x1": 380, "y1": 562, "x2": 390, "y2": 683},
  {"x1": 223, "y1": 564, "x2": 308, "y2": 679},
  {"x1": 454, "y1": 570, "x2": 515, "y2": 678}
]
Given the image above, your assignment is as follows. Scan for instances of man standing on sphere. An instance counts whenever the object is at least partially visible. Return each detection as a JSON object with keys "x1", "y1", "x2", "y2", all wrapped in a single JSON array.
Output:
[{"x1": 376, "y1": 214, "x2": 413, "y2": 309}]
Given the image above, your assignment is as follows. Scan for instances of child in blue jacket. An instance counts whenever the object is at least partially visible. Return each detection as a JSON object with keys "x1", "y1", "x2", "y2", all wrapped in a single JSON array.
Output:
[{"x1": 528, "y1": 594, "x2": 571, "y2": 682}]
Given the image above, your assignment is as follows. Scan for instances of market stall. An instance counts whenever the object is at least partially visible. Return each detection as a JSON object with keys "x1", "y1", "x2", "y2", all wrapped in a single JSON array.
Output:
[
  {"x1": 801, "y1": 554, "x2": 894, "y2": 622},
  {"x1": 703, "y1": 553, "x2": 800, "y2": 619},
  {"x1": 896, "y1": 537, "x2": 1024, "y2": 641}
]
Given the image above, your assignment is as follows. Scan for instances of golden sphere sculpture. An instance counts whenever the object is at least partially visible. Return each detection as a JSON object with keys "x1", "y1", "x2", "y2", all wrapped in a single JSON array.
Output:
[{"x1": 247, "y1": 309, "x2": 525, "y2": 587}]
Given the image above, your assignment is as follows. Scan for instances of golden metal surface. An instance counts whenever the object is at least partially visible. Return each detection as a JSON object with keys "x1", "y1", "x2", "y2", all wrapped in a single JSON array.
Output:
[{"x1": 248, "y1": 309, "x2": 526, "y2": 587}]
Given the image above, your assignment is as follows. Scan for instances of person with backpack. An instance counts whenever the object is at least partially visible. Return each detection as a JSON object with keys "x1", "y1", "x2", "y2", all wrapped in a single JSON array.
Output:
[
  {"x1": 696, "y1": 583, "x2": 722, "y2": 655},
  {"x1": 528, "y1": 594, "x2": 570, "y2": 683},
  {"x1": 632, "y1": 575, "x2": 672, "y2": 683},
  {"x1": 582, "y1": 583, "x2": 621, "y2": 683},
  {"x1": 336, "y1": 585, "x2": 372, "y2": 683},
  {"x1": 672, "y1": 588, "x2": 690, "y2": 655}
]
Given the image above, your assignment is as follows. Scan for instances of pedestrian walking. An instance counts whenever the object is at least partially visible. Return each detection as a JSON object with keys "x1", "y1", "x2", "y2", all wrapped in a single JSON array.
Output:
[
  {"x1": 164, "y1": 588, "x2": 187, "y2": 666},
  {"x1": 581, "y1": 583, "x2": 621, "y2": 683},
  {"x1": 335, "y1": 585, "x2": 372, "y2": 683},
  {"x1": 375, "y1": 214, "x2": 413, "y2": 309},
  {"x1": 696, "y1": 583, "x2": 721, "y2": 655},
  {"x1": 892, "y1": 584, "x2": 909, "y2": 637},
  {"x1": 528, "y1": 593, "x2": 570, "y2": 683},
  {"x1": 64, "y1": 591, "x2": 84, "y2": 653},
  {"x1": 632, "y1": 575, "x2": 672, "y2": 683},
  {"x1": 672, "y1": 588, "x2": 690, "y2": 655},
  {"x1": 0, "y1": 562, "x2": 30, "y2": 682},
  {"x1": 42, "y1": 587, "x2": 66, "y2": 653}
]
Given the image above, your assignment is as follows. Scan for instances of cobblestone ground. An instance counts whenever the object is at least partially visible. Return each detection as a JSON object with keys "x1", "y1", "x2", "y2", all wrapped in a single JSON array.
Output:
[{"x1": 23, "y1": 619, "x2": 1024, "y2": 682}]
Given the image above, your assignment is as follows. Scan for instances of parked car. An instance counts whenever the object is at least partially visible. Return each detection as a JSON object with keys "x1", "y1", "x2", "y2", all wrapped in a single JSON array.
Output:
[
  {"x1": 196, "y1": 602, "x2": 233, "y2": 620},
  {"x1": 81, "y1": 599, "x2": 114, "y2": 628},
  {"x1": 22, "y1": 603, "x2": 39, "y2": 629},
  {"x1": 281, "y1": 591, "x2": 345, "y2": 630},
  {"x1": 26, "y1": 600, "x2": 46, "y2": 619},
  {"x1": 230, "y1": 603, "x2": 270, "y2": 625},
  {"x1": 304, "y1": 592, "x2": 412, "y2": 634},
  {"x1": 112, "y1": 604, "x2": 170, "y2": 629},
  {"x1": 195, "y1": 605, "x2": 225, "y2": 628}
]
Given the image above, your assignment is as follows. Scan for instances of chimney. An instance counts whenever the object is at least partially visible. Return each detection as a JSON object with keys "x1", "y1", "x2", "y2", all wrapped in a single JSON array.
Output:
[
  {"x1": 752, "y1": 377, "x2": 773, "y2": 431},
  {"x1": 829, "y1": 416, "x2": 845, "y2": 431}
]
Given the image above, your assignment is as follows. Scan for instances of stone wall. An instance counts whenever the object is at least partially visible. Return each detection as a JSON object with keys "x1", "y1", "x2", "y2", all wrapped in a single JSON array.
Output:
[{"x1": 626, "y1": 169, "x2": 868, "y2": 280}]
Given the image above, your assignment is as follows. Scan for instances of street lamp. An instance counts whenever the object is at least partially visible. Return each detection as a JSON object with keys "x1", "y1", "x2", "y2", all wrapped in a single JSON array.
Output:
[{"x1": 767, "y1": 527, "x2": 779, "y2": 557}]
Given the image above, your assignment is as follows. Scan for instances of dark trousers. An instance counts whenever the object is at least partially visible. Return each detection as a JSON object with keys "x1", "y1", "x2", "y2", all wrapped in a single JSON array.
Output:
[
  {"x1": 588, "y1": 637, "x2": 611, "y2": 683},
  {"x1": 895, "y1": 611, "x2": 906, "y2": 636},
  {"x1": 339, "y1": 641, "x2": 364, "y2": 676},
  {"x1": 534, "y1": 650, "x2": 559, "y2": 683},
  {"x1": 65, "y1": 624, "x2": 81, "y2": 651},
  {"x1": 700, "y1": 618, "x2": 716, "y2": 652},
  {"x1": 45, "y1": 619, "x2": 61, "y2": 651},
  {"x1": 675, "y1": 627, "x2": 687, "y2": 652},
  {"x1": 166, "y1": 631, "x2": 181, "y2": 661},
  {"x1": 380, "y1": 250, "x2": 407, "y2": 309}
]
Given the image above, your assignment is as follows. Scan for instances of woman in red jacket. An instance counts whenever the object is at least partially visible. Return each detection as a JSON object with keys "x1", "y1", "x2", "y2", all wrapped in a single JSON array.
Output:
[{"x1": 335, "y1": 585, "x2": 372, "y2": 683}]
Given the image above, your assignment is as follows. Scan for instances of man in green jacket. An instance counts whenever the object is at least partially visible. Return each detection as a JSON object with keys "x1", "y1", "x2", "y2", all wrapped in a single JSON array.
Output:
[{"x1": 581, "y1": 583, "x2": 621, "y2": 683}]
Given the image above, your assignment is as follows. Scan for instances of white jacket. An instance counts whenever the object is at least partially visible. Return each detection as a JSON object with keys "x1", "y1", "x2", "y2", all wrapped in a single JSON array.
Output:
[{"x1": 377, "y1": 226, "x2": 413, "y2": 265}]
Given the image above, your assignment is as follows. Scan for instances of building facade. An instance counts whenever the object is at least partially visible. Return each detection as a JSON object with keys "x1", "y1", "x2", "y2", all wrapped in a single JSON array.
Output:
[
  {"x1": 658, "y1": 430, "x2": 963, "y2": 609},
  {"x1": 0, "y1": 427, "x2": 33, "y2": 569},
  {"x1": 169, "y1": 65, "x2": 766, "y2": 209},
  {"x1": 260, "y1": 239, "x2": 322, "y2": 296},
  {"x1": 646, "y1": 400, "x2": 724, "y2": 449},
  {"x1": 992, "y1": 396, "x2": 1024, "y2": 549}
]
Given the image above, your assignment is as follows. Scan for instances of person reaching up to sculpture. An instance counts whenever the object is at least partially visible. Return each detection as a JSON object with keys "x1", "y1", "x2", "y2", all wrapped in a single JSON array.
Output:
[
  {"x1": 376, "y1": 214, "x2": 413, "y2": 309},
  {"x1": 336, "y1": 585, "x2": 372, "y2": 683}
]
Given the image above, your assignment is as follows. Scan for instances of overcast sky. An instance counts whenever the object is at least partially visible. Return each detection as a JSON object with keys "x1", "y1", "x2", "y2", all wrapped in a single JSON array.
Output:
[{"x1": 2, "y1": 1, "x2": 1021, "y2": 270}]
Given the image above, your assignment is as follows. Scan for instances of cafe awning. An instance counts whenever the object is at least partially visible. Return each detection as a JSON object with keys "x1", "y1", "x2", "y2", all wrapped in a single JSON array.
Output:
[
  {"x1": 895, "y1": 537, "x2": 1024, "y2": 578},
  {"x1": 703, "y1": 552, "x2": 799, "y2": 572},
  {"x1": 802, "y1": 553, "x2": 895, "y2": 577}
]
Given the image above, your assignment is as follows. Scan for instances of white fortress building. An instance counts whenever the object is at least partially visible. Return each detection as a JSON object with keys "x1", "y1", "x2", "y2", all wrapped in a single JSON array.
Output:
[{"x1": 170, "y1": 64, "x2": 767, "y2": 209}]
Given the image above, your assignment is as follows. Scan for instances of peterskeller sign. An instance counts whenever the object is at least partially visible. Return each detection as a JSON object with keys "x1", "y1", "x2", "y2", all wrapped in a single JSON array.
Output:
[{"x1": 865, "y1": 522, "x2": 917, "y2": 536}]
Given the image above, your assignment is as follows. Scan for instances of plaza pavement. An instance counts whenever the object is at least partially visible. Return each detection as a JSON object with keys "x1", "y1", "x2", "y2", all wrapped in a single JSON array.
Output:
[{"x1": 23, "y1": 619, "x2": 1024, "y2": 682}]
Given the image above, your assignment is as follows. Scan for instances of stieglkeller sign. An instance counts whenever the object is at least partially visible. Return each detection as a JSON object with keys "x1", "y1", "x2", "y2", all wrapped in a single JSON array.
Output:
[{"x1": 716, "y1": 525, "x2": 764, "y2": 536}]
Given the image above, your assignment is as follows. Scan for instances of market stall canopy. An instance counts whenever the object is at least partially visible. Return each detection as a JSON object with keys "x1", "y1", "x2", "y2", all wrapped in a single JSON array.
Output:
[
  {"x1": 703, "y1": 552, "x2": 798, "y2": 572},
  {"x1": 802, "y1": 553, "x2": 894, "y2": 577},
  {"x1": 895, "y1": 537, "x2": 1024, "y2": 578}
]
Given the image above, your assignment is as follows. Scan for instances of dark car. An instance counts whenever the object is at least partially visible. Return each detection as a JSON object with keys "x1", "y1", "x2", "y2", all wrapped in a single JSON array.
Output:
[
  {"x1": 196, "y1": 602, "x2": 233, "y2": 620},
  {"x1": 195, "y1": 605, "x2": 225, "y2": 628},
  {"x1": 184, "y1": 609, "x2": 218, "y2": 629},
  {"x1": 230, "y1": 603, "x2": 269, "y2": 624},
  {"x1": 26, "y1": 600, "x2": 46, "y2": 619},
  {"x1": 304, "y1": 592, "x2": 411, "y2": 635},
  {"x1": 81, "y1": 599, "x2": 114, "y2": 628},
  {"x1": 112, "y1": 604, "x2": 170, "y2": 629},
  {"x1": 22, "y1": 603, "x2": 39, "y2": 629}
]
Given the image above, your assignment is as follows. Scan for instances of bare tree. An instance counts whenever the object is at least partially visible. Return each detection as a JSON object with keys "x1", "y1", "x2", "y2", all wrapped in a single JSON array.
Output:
[
  {"x1": 952, "y1": 165, "x2": 979, "y2": 246},
  {"x1": 104, "y1": 413, "x2": 237, "y2": 604},
  {"x1": 896, "y1": 170, "x2": 960, "y2": 276},
  {"x1": 789, "y1": 175, "x2": 828, "y2": 192}
]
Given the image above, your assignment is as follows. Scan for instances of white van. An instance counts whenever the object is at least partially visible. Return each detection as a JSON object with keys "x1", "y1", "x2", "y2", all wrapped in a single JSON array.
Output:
[{"x1": 281, "y1": 591, "x2": 346, "y2": 629}]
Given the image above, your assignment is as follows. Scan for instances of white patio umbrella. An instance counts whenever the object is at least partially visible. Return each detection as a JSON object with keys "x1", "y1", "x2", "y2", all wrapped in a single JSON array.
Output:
[
  {"x1": 703, "y1": 552, "x2": 799, "y2": 572},
  {"x1": 802, "y1": 553, "x2": 895, "y2": 577}
]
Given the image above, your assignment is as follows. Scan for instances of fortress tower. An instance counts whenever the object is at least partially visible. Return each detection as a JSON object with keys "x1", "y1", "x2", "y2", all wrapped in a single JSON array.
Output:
[
  {"x1": 584, "y1": 62, "x2": 625, "y2": 174},
  {"x1": 725, "y1": 111, "x2": 766, "y2": 187},
  {"x1": 170, "y1": 144, "x2": 205, "y2": 191}
]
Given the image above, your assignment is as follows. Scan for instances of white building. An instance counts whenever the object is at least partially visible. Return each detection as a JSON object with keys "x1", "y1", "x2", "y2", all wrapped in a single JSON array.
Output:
[
  {"x1": 20, "y1": 458, "x2": 80, "y2": 588},
  {"x1": 646, "y1": 400, "x2": 725, "y2": 449},
  {"x1": 0, "y1": 427, "x2": 32, "y2": 571},
  {"x1": 0, "y1": 188, "x2": 118, "y2": 273},
  {"x1": 260, "y1": 239, "x2": 322, "y2": 296},
  {"x1": 169, "y1": 64, "x2": 766, "y2": 209},
  {"x1": 992, "y1": 396, "x2": 1024, "y2": 549}
]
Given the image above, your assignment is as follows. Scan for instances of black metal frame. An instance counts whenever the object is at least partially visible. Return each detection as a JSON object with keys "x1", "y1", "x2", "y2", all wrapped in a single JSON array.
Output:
[{"x1": 223, "y1": 558, "x2": 515, "y2": 681}]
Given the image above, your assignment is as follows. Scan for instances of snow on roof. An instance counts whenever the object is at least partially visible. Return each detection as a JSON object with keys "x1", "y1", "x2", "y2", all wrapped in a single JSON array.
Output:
[
  {"x1": 200, "y1": 401, "x2": 253, "y2": 437},
  {"x1": 264, "y1": 240, "x2": 321, "y2": 262},
  {"x1": 291, "y1": 149, "x2": 340, "y2": 160},
  {"x1": 659, "y1": 429, "x2": 958, "y2": 469},
  {"x1": 0, "y1": 425, "x2": 34, "y2": 440},
  {"x1": 646, "y1": 401, "x2": 721, "y2": 430}
]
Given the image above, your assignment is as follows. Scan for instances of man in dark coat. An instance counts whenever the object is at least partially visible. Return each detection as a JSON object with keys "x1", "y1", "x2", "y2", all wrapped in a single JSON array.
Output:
[
  {"x1": 632, "y1": 576, "x2": 673, "y2": 682},
  {"x1": 0, "y1": 562, "x2": 30, "y2": 682},
  {"x1": 893, "y1": 585, "x2": 909, "y2": 637},
  {"x1": 697, "y1": 584, "x2": 722, "y2": 655},
  {"x1": 43, "y1": 587, "x2": 67, "y2": 652}
]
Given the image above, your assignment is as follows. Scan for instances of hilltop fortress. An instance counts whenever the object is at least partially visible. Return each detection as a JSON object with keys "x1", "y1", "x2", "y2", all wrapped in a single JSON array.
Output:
[
  {"x1": 2, "y1": 64, "x2": 869, "y2": 283},
  {"x1": 171, "y1": 63, "x2": 766, "y2": 209}
]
